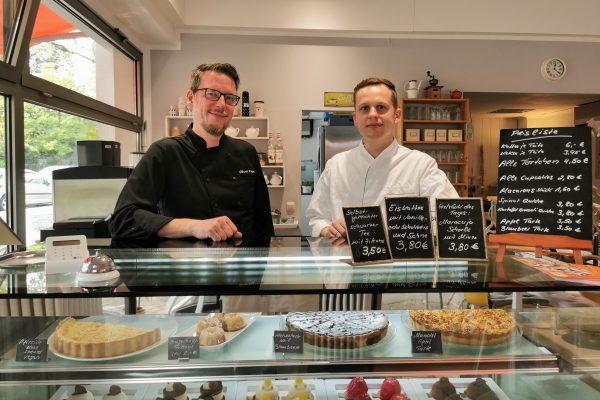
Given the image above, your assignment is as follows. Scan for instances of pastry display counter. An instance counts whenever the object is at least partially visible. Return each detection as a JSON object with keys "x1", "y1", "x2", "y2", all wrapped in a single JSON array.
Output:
[{"x1": 1, "y1": 238, "x2": 600, "y2": 399}]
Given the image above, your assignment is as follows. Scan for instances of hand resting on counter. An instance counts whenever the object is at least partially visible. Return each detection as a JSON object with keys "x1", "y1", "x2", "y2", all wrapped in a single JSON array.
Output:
[{"x1": 157, "y1": 216, "x2": 242, "y2": 241}]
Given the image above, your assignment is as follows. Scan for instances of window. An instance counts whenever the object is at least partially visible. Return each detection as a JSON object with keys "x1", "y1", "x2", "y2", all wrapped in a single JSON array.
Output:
[
  {"x1": 28, "y1": 0, "x2": 138, "y2": 115},
  {"x1": 0, "y1": 0, "x2": 21, "y2": 62},
  {"x1": 0, "y1": 0, "x2": 143, "y2": 247}
]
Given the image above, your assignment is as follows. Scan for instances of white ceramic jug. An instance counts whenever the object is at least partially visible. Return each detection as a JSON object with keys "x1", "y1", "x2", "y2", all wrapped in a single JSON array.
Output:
[
  {"x1": 245, "y1": 126, "x2": 260, "y2": 138},
  {"x1": 404, "y1": 80, "x2": 422, "y2": 98},
  {"x1": 225, "y1": 126, "x2": 239, "y2": 137}
]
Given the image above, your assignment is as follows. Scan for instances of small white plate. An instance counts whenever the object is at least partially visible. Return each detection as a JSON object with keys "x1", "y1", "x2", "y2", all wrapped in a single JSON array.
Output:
[
  {"x1": 177, "y1": 313, "x2": 260, "y2": 349},
  {"x1": 48, "y1": 315, "x2": 177, "y2": 361}
]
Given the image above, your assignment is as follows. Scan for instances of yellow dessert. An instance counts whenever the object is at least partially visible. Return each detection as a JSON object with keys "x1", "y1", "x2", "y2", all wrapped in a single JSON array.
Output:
[{"x1": 51, "y1": 317, "x2": 161, "y2": 358}]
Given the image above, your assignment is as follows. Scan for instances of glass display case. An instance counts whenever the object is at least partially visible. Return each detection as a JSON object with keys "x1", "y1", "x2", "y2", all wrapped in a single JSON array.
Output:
[{"x1": 1, "y1": 237, "x2": 600, "y2": 399}]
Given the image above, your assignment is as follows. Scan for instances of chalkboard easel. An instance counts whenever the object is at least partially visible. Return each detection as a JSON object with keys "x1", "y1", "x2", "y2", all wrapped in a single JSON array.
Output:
[{"x1": 489, "y1": 233, "x2": 592, "y2": 264}]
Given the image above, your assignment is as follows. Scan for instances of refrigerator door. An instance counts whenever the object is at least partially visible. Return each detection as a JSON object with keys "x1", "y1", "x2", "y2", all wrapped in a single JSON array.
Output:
[{"x1": 320, "y1": 125, "x2": 362, "y2": 173}]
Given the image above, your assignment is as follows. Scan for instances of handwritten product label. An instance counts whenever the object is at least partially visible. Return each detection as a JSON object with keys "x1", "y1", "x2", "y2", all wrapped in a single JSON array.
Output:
[
  {"x1": 436, "y1": 199, "x2": 487, "y2": 260},
  {"x1": 168, "y1": 337, "x2": 200, "y2": 360},
  {"x1": 437, "y1": 267, "x2": 483, "y2": 290},
  {"x1": 385, "y1": 197, "x2": 434, "y2": 260},
  {"x1": 16, "y1": 339, "x2": 48, "y2": 362},
  {"x1": 343, "y1": 206, "x2": 392, "y2": 264},
  {"x1": 273, "y1": 331, "x2": 303, "y2": 353},
  {"x1": 496, "y1": 127, "x2": 592, "y2": 240},
  {"x1": 411, "y1": 331, "x2": 442, "y2": 353}
]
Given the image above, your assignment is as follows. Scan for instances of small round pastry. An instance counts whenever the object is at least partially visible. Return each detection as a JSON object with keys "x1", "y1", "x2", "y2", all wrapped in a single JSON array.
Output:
[
  {"x1": 196, "y1": 317, "x2": 222, "y2": 334},
  {"x1": 284, "y1": 378, "x2": 314, "y2": 400},
  {"x1": 255, "y1": 378, "x2": 279, "y2": 400},
  {"x1": 103, "y1": 385, "x2": 128, "y2": 400},
  {"x1": 430, "y1": 377, "x2": 456, "y2": 400},
  {"x1": 345, "y1": 377, "x2": 368, "y2": 400},
  {"x1": 199, "y1": 381, "x2": 225, "y2": 400},
  {"x1": 68, "y1": 385, "x2": 94, "y2": 400},
  {"x1": 379, "y1": 377, "x2": 401, "y2": 400},
  {"x1": 464, "y1": 378, "x2": 492, "y2": 400},
  {"x1": 163, "y1": 382, "x2": 188, "y2": 400},
  {"x1": 221, "y1": 313, "x2": 247, "y2": 332},
  {"x1": 199, "y1": 326, "x2": 226, "y2": 346}
]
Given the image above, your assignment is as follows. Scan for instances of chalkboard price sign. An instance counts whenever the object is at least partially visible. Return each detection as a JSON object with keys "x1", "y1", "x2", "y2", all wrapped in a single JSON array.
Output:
[
  {"x1": 496, "y1": 127, "x2": 592, "y2": 240},
  {"x1": 385, "y1": 197, "x2": 434, "y2": 260},
  {"x1": 273, "y1": 331, "x2": 303, "y2": 353},
  {"x1": 436, "y1": 198, "x2": 487, "y2": 260},
  {"x1": 411, "y1": 331, "x2": 443, "y2": 354},
  {"x1": 168, "y1": 337, "x2": 200, "y2": 360},
  {"x1": 16, "y1": 338, "x2": 48, "y2": 362},
  {"x1": 343, "y1": 206, "x2": 392, "y2": 264}
]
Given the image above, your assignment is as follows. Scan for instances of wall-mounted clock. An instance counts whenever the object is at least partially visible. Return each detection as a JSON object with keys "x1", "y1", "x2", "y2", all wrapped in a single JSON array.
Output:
[{"x1": 541, "y1": 57, "x2": 566, "y2": 81}]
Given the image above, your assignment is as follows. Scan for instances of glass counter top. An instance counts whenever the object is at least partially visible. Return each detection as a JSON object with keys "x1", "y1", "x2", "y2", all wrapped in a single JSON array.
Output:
[{"x1": 0, "y1": 237, "x2": 599, "y2": 298}]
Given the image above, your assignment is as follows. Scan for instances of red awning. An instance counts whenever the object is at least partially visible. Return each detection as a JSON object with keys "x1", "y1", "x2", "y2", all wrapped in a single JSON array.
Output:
[{"x1": 1, "y1": 3, "x2": 78, "y2": 51}]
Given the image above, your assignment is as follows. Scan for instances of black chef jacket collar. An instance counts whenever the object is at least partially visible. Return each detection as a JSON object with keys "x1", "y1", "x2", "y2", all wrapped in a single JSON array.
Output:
[{"x1": 185, "y1": 123, "x2": 228, "y2": 152}]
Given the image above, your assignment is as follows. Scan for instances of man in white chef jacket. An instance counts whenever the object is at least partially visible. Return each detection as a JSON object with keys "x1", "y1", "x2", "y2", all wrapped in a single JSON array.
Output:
[{"x1": 307, "y1": 77, "x2": 458, "y2": 240}]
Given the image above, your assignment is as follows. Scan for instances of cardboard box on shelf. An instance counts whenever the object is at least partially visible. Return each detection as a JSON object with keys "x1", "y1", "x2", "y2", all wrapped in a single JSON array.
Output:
[
  {"x1": 423, "y1": 129, "x2": 436, "y2": 141},
  {"x1": 405, "y1": 128, "x2": 420, "y2": 142},
  {"x1": 448, "y1": 129, "x2": 463, "y2": 142},
  {"x1": 436, "y1": 129, "x2": 447, "y2": 142}
]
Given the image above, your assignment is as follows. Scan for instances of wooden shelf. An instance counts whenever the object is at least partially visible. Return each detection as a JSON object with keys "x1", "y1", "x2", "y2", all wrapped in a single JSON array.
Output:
[{"x1": 398, "y1": 98, "x2": 470, "y2": 197}]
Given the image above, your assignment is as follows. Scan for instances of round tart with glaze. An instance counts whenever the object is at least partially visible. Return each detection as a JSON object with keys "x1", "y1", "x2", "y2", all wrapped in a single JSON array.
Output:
[
  {"x1": 198, "y1": 381, "x2": 224, "y2": 400},
  {"x1": 286, "y1": 311, "x2": 389, "y2": 349},
  {"x1": 163, "y1": 382, "x2": 188, "y2": 400},
  {"x1": 103, "y1": 385, "x2": 128, "y2": 400}
]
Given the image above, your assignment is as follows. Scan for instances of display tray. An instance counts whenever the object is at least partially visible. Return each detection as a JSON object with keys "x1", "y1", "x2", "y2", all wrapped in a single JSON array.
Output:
[
  {"x1": 409, "y1": 377, "x2": 510, "y2": 400},
  {"x1": 239, "y1": 378, "x2": 326, "y2": 400},
  {"x1": 146, "y1": 380, "x2": 236, "y2": 400},
  {"x1": 325, "y1": 378, "x2": 417, "y2": 400},
  {"x1": 50, "y1": 383, "x2": 147, "y2": 400},
  {"x1": 510, "y1": 374, "x2": 600, "y2": 400},
  {"x1": 48, "y1": 315, "x2": 178, "y2": 361},
  {"x1": 177, "y1": 313, "x2": 260, "y2": 349}
]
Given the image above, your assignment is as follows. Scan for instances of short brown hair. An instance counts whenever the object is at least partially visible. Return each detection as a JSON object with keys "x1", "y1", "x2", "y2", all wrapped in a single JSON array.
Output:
[
  {"x1": 353, "y1": 77, "x2": 398, "y2": 109},
  {"x1": 190, "y1": 63, "x2": 240, "y2": 91}
]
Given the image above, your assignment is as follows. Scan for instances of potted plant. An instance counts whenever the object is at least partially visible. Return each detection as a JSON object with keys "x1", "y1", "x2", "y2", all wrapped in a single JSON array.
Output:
[{"x1": 301, "y1": 181, "x2": 313, "y2": 194}]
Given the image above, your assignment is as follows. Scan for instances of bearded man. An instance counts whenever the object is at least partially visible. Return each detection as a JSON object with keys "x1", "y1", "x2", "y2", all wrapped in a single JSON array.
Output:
[{"x1": 110, "y1": 63, "x2": 273, "y2": 241}]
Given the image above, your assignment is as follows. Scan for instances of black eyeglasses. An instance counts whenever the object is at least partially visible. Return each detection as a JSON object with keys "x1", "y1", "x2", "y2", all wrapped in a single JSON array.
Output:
[{"x1": 194, "y1": 88, "x2": 240, "y2": 106}]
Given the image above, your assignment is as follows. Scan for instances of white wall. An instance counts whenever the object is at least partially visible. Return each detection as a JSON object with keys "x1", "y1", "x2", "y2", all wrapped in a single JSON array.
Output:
[{"x1": 150, "y1": 35, "x2": 600, "y2": 214}]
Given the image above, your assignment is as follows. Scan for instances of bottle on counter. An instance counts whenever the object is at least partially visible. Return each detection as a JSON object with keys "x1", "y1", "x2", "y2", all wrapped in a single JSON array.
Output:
[
  {"x1": 275, "y1": 133, "x2": 284, "y2": 165},
  {"x1": 267, "y1": 132, "x2": 276, "y2": 165}
]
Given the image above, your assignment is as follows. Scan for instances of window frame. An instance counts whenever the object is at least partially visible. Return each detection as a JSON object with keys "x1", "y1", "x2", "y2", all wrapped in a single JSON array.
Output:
[{"x1": 0, "y1": 0, "x2": 144, "y2": 248}]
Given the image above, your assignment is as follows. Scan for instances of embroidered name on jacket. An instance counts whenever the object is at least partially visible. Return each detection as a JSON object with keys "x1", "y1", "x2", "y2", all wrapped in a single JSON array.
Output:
[{"x1": 238, "y1": 169, "x2": 256, "y2": 175}]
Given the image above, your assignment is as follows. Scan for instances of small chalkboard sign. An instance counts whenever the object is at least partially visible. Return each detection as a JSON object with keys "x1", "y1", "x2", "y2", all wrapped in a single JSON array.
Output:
[
  {"x1": 342, "y1": 206, "x2": 392, "y2": 265},
  {"x1": 411, "y1": 331, "x2": 443, "y2": 354},
  {"x1": 168, "y1": 337, "x2": 199, "y2": 360},
  {"x1": 436, "y1": 198, "x2": 487, "y2": 260},
  {"x1": 496, "y1": 126, "x2": 592, "y2": 240},
  {"x1": 273, "y1": 331, "x2": 303, "y2": 353},
  {"x1": 385, "y1": 197, "x2": 434, "y2": 260},
  {"x1": 16, "y1": 338, "x2": 48, "y2": 362}
]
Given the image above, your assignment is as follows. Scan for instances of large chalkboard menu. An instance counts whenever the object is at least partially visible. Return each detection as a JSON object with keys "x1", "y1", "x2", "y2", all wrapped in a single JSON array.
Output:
[
  {"x1": 496, "y1": 127, "x2": 592, "y2": 240},
  {"x1": 385, "y1": 197, "x2": 434, "y2": 260},
  {"x1": 343, "y1": 206, "x2": 391, "y2": 265},
  {"x1": 436, "y1": 198, "x2": 487, "y2": 260}
]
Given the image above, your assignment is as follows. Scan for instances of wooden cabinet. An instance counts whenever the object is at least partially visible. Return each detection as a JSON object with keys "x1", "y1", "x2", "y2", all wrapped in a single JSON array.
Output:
[{"x1": 396, "y1": 98, "x2": 470, "y2": 196}]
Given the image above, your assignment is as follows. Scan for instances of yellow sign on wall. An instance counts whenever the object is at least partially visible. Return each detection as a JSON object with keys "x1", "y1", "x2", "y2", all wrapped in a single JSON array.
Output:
[{"x1": 324, "y1": 92, "x2": 354, "y2": 107}]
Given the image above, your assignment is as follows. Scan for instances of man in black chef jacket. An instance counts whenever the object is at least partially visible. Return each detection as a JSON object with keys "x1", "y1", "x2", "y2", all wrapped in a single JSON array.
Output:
[{"x1": 110, "y1": 63, "x2": 274, "y2": 242}]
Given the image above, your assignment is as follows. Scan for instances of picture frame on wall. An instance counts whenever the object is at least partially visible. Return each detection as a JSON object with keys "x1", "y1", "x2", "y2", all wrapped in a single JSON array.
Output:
[{"x1": 302, "y1": 118, "x2": 313, "y2": 138}]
